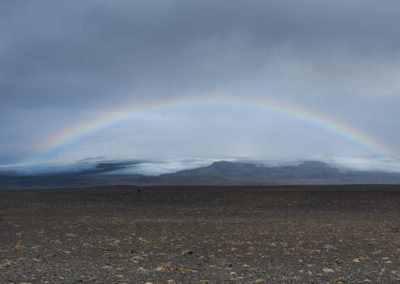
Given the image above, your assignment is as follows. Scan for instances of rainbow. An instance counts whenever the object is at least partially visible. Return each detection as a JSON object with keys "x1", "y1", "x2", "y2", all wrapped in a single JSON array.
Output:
[{"x1": 27, "y1": 95, "x2": 400, "y2": 163}]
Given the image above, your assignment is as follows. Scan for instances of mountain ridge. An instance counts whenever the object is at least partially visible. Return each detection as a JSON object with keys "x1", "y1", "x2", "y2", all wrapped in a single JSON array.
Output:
[{"x1": 1, "y1": 160, "x2": 400, "y2": 189}]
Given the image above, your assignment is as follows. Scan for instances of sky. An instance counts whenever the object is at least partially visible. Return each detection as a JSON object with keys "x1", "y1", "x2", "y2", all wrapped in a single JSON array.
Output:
[{"x1": 1, "y1": 1, "x2": 400, "y2": 172}]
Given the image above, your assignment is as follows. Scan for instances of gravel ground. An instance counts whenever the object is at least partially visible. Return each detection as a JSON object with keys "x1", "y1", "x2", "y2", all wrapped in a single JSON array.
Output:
[{"x1": 1, "y1": 186, "x2": 400, "y2": 283}]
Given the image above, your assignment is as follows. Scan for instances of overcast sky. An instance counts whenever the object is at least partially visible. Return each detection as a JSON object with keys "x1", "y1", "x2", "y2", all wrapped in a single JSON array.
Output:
[{"x1": 1, "y1": 1, "x2": 400, "y2": 171}]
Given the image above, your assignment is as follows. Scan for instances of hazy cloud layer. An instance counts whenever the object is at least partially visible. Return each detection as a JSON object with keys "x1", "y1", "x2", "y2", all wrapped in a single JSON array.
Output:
[{"x1": 1, "y1": 1, "x2": 400, "y2": 167}]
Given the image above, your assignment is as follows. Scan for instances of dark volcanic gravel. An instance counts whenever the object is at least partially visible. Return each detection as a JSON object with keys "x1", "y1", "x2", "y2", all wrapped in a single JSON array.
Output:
[{"x1": 1, "y1": 185, "x2": 400, "y2": 283}]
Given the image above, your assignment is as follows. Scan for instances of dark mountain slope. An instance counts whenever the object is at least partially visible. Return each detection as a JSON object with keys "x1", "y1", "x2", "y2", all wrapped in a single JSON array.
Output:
[{"x1": 1, "y1": 160, "x2": 400, "y2": 188}]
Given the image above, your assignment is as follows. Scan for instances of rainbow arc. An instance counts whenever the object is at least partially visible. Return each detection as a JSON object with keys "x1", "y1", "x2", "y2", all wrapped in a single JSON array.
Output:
[{"x1": 27, "y1": 95, "x2": 400, "y2": 163}]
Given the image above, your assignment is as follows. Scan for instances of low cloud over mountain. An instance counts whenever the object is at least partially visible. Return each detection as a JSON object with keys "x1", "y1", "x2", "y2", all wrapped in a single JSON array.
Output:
[{"x1": 2, "y1": 160, "x2": 400, "y2": 189}]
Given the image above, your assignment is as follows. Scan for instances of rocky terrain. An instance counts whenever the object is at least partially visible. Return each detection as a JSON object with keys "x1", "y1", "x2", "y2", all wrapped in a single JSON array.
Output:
[{"x1": 1, "y1": 185, "x2": 400, "y2": 283}]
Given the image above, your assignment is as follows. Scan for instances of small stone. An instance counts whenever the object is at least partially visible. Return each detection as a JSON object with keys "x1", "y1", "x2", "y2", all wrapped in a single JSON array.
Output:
[
  {"x1": 182, "y1": 250, "x2": 194, "y2": 255},
  {"x1": 352, "y1": 258, "x2": 360, "y2": 263},
  {"x1": 0, "y1": 260, "x2": 13, "y2": 267},
  {"x1": 138, "y1": 267, "x2": 149, "y2": 273},
  {"x1": 217, "y1": 259, "x2": 233, "y2": 266},
  {"x1": 182, "y1": 269, "x2": 198, "y2": 273},
  {"x1": 363, "y1": 279, "x2": 372, "y2": 283},
  {"x1": 242, "y1": 264, "x2": 250, "y2": 268},
  {"x1": 322, "y1": 268, "x2": 335, "y2": 273},
  {"x1": 163, "y1": 281, "x2": 175, "y2": 284},
  {"x1": 254, "y1": 280, "x2": 264, "y2": 283},
  {"x1": 133, "y1": 255, "x2": 143, "y2": 261},
  {"x1": 15, "y1": 244, "x2": 25, "y2": 250},
  {"x1": 155, "y1": 266, "x2": 168, "y2": 272},
  {"x1": 323, "y1": 245, "x2": 337, "y2": 250}
]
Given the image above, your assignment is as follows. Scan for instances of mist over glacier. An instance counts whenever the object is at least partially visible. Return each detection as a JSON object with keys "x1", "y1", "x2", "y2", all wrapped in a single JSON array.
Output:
[{"x1": 2, "y1": 156, "x2": 400, "y2": 177}]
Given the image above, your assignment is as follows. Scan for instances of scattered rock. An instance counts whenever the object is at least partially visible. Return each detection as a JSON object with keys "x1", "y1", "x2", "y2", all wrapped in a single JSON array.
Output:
[
  {"x1": 155, "y1": 266, "x2": 168, "y2": 272},
  {"x1": 322, "y1": 268, "x2": 335, "y2": 273},
  {"x1": 138, "y1": 267, "x2": 149, "y2": 274},
  {"x1": 132, "y1": 255, "x2": 143, "y2": 261},
  {"x1": 181, "y1": 269, "x2": 198, "y2": 273},
  {"x1": 352, "y1": 258, "x2": 360, "y2": 263},
  {"x1": 217, "y1": 259, "x2": 232, "y2": 266},
  {"x1": 163, "y1": 280, "x2": 175, "y2": 284},
  {"x1": 0, "y1": 260, "x2": 13, "y2": 268},
  {"x1": 323, "y1": 244, "x2": 337, "y2": 250},
  {"x1": 15, "y1": 244, "x2": 25, "y2": 250}
]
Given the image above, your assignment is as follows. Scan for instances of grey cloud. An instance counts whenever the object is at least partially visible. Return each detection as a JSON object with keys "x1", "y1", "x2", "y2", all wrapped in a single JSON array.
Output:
[
  {"x1": 1, "y1": 1, "x2": 400, "y2": 164},
  {"x1": 2, "y1": 0, "x2": 400, "y2": 108}
]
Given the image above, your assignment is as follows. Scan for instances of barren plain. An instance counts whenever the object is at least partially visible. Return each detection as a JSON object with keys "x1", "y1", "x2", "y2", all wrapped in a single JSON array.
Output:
[{"x1": 1, "y1": 186, "x2": 400, "y2": 283}]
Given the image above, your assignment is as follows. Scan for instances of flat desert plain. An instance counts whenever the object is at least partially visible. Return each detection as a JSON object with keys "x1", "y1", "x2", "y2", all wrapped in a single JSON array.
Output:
[{"x1": 1, "y1": 185, "x2": 400, "y2": 283}]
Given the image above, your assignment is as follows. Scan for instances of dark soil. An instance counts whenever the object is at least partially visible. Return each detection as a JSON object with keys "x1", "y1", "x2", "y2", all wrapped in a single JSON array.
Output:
[{"x1": 1, "y1": 185, "x2": 400, "y2": 283}]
